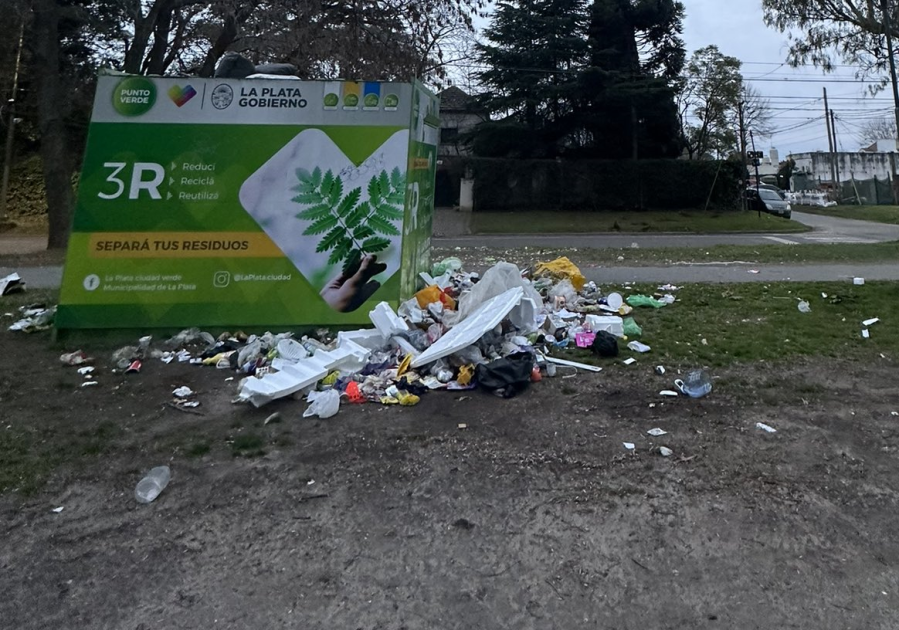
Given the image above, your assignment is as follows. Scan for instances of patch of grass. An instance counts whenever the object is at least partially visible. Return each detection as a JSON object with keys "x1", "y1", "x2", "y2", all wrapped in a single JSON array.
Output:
[
  {"x1": 469, "y1": 210, "x2": 810, "y2": 235},
  {"x1": 186, "y1": 442, "x2": 211, "y2": 457},
  {"x1": 0, "y1": 419, "x2": 121, "y2": 495},
  {"x1": 434, "y1": 240, "x2": 899, "y2": 269},
  {"x1": 796, "y1": 204, "x2": 899, "y2": 225},
  {"x1": 231, "y1": 433, "x2": 265, "y2": 457},
  {"x1": 557, "y1": 281, "x2": 899, "y2": 368}
]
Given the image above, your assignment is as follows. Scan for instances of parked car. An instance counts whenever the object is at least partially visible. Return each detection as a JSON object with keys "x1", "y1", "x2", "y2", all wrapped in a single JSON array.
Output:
[{"x1": 745, "y1": 187, "x2": 792, "y2": 219}]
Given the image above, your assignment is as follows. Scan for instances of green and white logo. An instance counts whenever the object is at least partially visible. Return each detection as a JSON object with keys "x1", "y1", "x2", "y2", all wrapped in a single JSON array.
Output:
[
  {"x1": 343, "y1": 93, "x2": 359, "y2": 108},
  {"x1": 383, "y1": 94, "x2": 399, "y2": 110},
  {"x1": 324, "y1": 92, "x2": 339, "y2": 108},
  {"x1": 112, "y1": 77, "x2": 157, "y2": 116}
]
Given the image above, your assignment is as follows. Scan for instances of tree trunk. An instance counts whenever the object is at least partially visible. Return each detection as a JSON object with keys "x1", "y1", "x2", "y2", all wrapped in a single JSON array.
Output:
[{"x1": 32, "y1": 0, "x2": 74, "y2": 250}]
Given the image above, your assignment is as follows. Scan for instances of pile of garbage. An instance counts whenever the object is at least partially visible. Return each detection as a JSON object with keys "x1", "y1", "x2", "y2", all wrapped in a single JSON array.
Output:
[{"x1": 84, "y1": 257, "x2": 674, "y2": 417}]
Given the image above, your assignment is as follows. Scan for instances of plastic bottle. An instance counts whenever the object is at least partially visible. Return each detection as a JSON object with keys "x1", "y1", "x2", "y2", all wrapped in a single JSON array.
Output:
[
  {"x1": 674, "y1": 370, "x2": 713, "y2": 398},
  {"x1": 135, "y1": 466, "x2": 171, "y2": 503}
]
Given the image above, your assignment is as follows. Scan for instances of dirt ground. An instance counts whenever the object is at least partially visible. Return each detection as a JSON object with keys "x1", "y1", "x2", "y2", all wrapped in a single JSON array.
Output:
[{"x1": 2, "y1": 326, "x2": 899, "y2": 629}]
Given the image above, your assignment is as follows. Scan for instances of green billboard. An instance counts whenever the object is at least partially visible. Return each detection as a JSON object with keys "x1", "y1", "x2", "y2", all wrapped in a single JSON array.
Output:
[{"x1": 57, "y1": 72, "x2": 439, "y2": 329}]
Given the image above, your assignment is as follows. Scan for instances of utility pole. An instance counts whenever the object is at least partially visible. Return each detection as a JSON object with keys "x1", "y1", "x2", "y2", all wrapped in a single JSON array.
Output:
[
  {"x1": 0, "y1": 21, "x2": 25, "y2": 223},
  {"x1": 831, "y1": 109, "x2": 842, "y2": 194},
  {"x1": 738, "y1": 100, "x2": 747, "y2": 211},
  {"x1": 823, "y1": 87, "x2": 838, "y2": 192},
  {"x1": 750, "y1": 129, "x2": 761, "y2": 218},
  {"x1": 881, "y1": 0, "x2": 899, "y2": 140}
]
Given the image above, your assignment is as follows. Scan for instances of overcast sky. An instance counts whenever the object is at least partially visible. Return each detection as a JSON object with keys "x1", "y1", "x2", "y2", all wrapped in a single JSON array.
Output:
[{"x1": 681, "y1": 0, "x2": 894, "y2": 156}]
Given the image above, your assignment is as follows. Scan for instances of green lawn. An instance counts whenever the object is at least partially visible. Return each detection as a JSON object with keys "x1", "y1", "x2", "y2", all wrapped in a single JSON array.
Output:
[
  {"x1": 469, "y1": 210, "x2": 810, "y2": 235},
  {"x1": 559, "y1": 280, "x2": 898, "y2": 369},
  {"x1": 796, "y1": 204, "x2": 899, "y2": 225},
  {"x1": 434, "y1": 240, "x2": 899, "y2": 269}
]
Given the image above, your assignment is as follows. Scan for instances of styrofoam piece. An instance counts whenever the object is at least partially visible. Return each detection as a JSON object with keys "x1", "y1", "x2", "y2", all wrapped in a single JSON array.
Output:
[
  {"x1": 863, "y1": 318, "x2": 880, "y2": 327},
  {"x1": 585, "y1": 315, "x2": 624, "y2": 337},
  {"x1": 411, "y1": 287, "x2": 524, "y2": 368},
  {"x1": 543, "y1": 356, "x2": 603, "y2": 373},
  {"x1": 369, "y1": 301, "x2": 410, "y2": 337},
  {"x1": 337, "y1": 328, "x2": 389, "y2": 351},
  {"x1": 606, "y1": 292, "x2": 623, "y2": 310},
  {"x1": 391, "y1": 336, "x2": 421, "y2": 356},
  {"x1": 239, "y1": 339, "x2": 370, "y2": 407},
  {"x1": 239, "y1": 361, "x2": 328, "y2": 407}
]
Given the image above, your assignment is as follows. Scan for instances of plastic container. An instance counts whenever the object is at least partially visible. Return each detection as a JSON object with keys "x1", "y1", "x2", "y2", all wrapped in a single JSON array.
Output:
[
  {"x1": 135, "y1": 466, "x2": 171, "y2": 503},
  {"x1": 674, "y1": 370, "x2": 713, "y2": 398}
]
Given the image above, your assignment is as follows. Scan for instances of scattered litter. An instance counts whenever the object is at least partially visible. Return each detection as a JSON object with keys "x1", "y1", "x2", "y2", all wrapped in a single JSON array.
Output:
[
  {"x1": 264, "y1": 412, "x2": 281, "y2": 425},
  {"x1": 303, "y1": 389, "x2": 340, "y2": 418},
  {"x1": 658, "y1": 284, "x2": 679, "y2": 292},
  {"x1": 458, "y1": 423, "x2": 468, "y2": 430},
  {"x1": 756, "y1": 422, "x2": 777, "y2": 433},
  {"x1": 51, "y1": 506, "x2": 64, "y2": 513},
  {"x1": 627, "y1": 341, "x2": 651, "y2": 353},
  {"x1": 655, "y1": 366, "x2": 666, "y2": 375},
  {"x1": 659, "y1": 447, "x2": 673, "y2": 457},
  {"x1": 892, "y1": 412, "x2": 898, "y2": 417},
  {"x1": 80, "y1": 381, "x2": 98, "y2": 388},
  {"x1": 172, "y1": 386, "x2": 194, "y2": 398},
  {"x1": 0, "y1": 272, "x2": 25, "y2": 296},
  {"x1": 798, "y1": 300, "x2": 811, "y2": 313},
  {"x1": 623, "y1": 442, "x2": 635, "y2": 451},
  {"x1": 135, "y1": 466, "x2": 171, "y2": 503},
  {"x1": 125, "y1": 360, "x2": 142, "y2": 374},
  {"x1": 77, "y1": 366, "x2": 94, "y2": 376},
  {"x1": 863, "y1": 318, "x2": 880, "y2": 327},
  {"x1": 674, "y1": 370, "x2": 712, "y2": 398},
  {"x1": 623, "y1": 358, "x2": 637, "y2": 366},
  {"x1": 543, "y1": 356, "x2": 602, "y2": 373},
  {"x1": 862, "y1": 329, "x2": 871, "y2": 339},
  {"x1": 60, "y1": 350, "x2": 92, "y2": 366},
  {"x1": 853, "y1": 277, "x2": 865, "y2": 286},
  {"x1": 748, "y1": 270, "x2": 760, "y2": 274},
  {"x1": 659, "y1": 390, "x2": 679, "y2": 397},
  {"x1": 9, "y1": 305, "x2": 55, "y2": 332},
  {"x1": 626, "y1": 294, "x2": 667, "y2": 309},
  {"x1": 575, "y1": 331, "x2": 596, "y2": 348},
  {"x1": 647, "y1": 428, "x2": 667, "y2": 437}
]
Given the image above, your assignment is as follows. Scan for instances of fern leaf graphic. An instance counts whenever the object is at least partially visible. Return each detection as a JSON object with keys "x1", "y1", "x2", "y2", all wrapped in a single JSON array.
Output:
[{"x1": 292, "y1": 167, "x2": 406, "y2": 276}]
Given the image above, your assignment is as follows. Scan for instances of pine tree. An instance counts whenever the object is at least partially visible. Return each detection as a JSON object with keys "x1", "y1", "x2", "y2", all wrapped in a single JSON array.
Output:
[{"x1": 473, "y1": 0, "x2": 589, "y2": 157}]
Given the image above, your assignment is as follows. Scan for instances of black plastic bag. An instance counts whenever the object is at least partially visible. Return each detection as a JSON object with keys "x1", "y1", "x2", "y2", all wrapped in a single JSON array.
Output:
[
  {"x1": 590, "y1": 331, "x2": 619, "y2": 357},
  {"x1": 475, "y1": 352, "x2": 534, "y2": 398}
]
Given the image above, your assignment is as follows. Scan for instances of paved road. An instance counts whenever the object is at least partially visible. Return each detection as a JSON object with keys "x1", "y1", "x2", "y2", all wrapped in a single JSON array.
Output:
[
  {"x1": 4, "y1": 212, "x2": 899, "y2": 289},
  {"x1": 434, "y1": 211, "x2": 899, "y2": 249}
]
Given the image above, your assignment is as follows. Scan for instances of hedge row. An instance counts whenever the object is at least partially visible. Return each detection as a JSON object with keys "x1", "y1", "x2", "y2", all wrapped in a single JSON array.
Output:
[{"x1": 463, "y1": 158, "x2": 743, "y2": 211}]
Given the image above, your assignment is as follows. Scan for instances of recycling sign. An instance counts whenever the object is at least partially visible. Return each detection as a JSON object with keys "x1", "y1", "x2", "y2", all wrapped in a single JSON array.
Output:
[{"x1": 57, "y1": 71, "x2": 440, "y2": 329}]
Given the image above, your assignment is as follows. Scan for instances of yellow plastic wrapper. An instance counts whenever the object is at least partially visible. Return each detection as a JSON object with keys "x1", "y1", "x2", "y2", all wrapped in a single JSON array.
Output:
[
  {"x1": 397, "y1": 354, "x2": 413, "y2": 377},
  {"x1": 457, "y1": 364, "x2": 474, "y2": 386},
  {"x1": 396, "y1": 391, "x2": 420, "y2": 406},
  {"x1": 380, "y1": 396, "x2": 400, "y2": 405},
  {"x1": 321, "y1": 370, "x2": 340, "y2": 386},
  {"x1": 534, "y1": 257, "x2": 586, "y2": 291},
  {"x1": 202, "y1": 351, "x2": 233, "y2": 366}
]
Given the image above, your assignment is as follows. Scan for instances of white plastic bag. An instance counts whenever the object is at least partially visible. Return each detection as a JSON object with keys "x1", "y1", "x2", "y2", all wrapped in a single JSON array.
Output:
[{"x1": 303, "y1": 389, "x2": 340, "y2": 419}]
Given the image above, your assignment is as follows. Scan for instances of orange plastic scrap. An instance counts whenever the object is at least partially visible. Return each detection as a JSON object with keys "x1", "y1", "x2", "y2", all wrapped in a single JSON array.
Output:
[
  {"x1": 534, "y1": 257, "x2": 586, "y2": 291},
  {"x1": 456, "y1": 364, "x2": 474, "y2": 386},
  {"x1": 345, "y1": 381, "x2": 366, "y2": 404},
  {"x1": 415, "y1": 285, "x2": 443, "y2": 308},
  {"x1": 416, "y1": 285, "x2": 457, "y2": 310}
]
